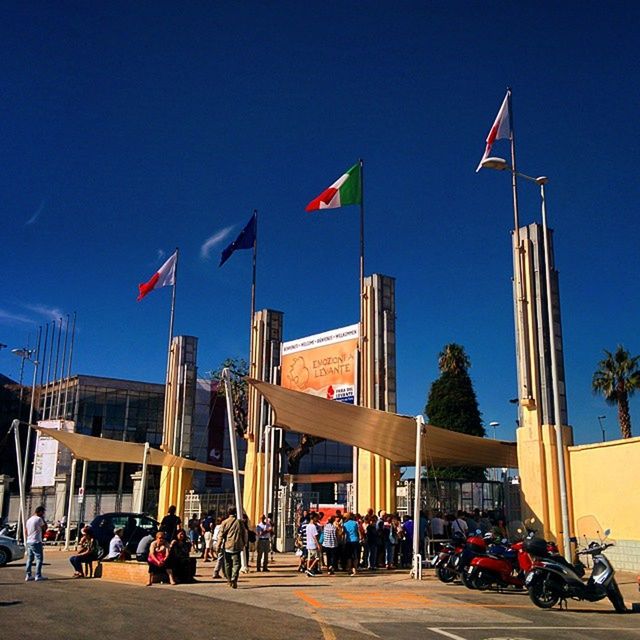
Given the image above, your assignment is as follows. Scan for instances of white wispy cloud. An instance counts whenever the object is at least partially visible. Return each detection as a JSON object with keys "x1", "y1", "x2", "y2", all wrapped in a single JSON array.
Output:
[
  {"x1": 21, "y1": 303, "x2": 64, "y2": 321},
  {"x1": 156, "y1": 248, "x2": 166, "y2": 261},
  {"x1": 200, "y1": 226, "x2": 234, "y2": 259},
  {"x1": 0, "y1": 309, "x2": 34, "y2": 326},
  {"x1": 26, "y1": 200, "x2": 46, "y2": 226}
]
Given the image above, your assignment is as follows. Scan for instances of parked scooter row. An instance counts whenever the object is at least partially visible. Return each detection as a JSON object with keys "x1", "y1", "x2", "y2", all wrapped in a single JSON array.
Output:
[
  {"x1": 525, "y1": 530, "x2": 626, "y2": 612},
  {"x1": 430, "y1": 522, "x2": 627, "y2": 613}
]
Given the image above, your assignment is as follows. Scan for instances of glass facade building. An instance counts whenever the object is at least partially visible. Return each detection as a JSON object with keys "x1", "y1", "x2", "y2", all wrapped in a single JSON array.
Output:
[{"x1": 36, "y1": 375, "x2": 165, "y2": 493}]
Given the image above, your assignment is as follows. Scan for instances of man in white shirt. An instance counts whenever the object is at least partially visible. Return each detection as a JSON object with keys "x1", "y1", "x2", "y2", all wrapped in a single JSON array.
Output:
[
  {"x1": 255, "y1": 514, "x2": 272, "y2": 572},
  {"x1": 305, "y1": 513, "x2": 320, "y2": 576},
  {"x1": 451, "y1": 512, "x2": 469, "y2": 538},
  {"x1": 104, "y1": 527, "x2": 125, "y2": 561},
  {"x1": 25, "y1": 505, "x2": 47, "y2": 581}
]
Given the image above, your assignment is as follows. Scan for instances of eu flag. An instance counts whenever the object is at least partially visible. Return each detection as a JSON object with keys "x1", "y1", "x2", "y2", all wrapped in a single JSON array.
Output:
[{"x1": 219, "y1": 213, "x2": 257, "y2": 267}]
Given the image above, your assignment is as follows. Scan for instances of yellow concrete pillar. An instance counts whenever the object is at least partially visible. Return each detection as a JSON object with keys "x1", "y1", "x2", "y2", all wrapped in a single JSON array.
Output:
[
  {"x1": 356, "y1": 276, "x2": 397, "y2": 515},
  {"x1": 517, "y1": 418, "x2": 574, "y2": 553},
  {"x1": 157, "y1": 466, "x2": 193, "y2": 523},
  {"x1": 242, "y1": 439, "x2": 265, "y2": 527}
]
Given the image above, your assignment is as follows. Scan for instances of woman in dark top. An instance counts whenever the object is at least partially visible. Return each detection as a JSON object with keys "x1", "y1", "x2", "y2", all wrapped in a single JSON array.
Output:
[
  {"x1": 167, "y1": 529, "x2": 193, "y2": 583},
  {"x1": 365, "y1": 516, "x2": 379, "y2": 570}
]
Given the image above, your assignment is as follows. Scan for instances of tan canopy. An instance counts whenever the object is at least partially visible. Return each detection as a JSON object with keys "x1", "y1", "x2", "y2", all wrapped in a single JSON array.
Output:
[
  {"x1": 35, "y1": 426, "x2": 239, "y2": 475},
  {"x1": 248, "y1": 379, "x2": 518, "y2": 468}
]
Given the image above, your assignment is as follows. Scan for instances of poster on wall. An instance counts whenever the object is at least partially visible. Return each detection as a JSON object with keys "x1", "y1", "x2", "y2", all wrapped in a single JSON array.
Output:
[
  {"x1": 281, "y1": 324, "x2": 359, "y2": 404},
  {"x1": 31, "y1": 419, "x2": 75, "y2": 487}
]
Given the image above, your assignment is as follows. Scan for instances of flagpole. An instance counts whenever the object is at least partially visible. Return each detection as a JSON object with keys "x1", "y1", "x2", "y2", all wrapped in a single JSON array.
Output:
[
  {"x1": 250, "y1": 210, "x2": 257, "y2": 379},
  {"x1": 508, "y1": 89, "x2": 531, "y2": 405},
  {"x1": 358, "y1": 158, "x2": 365, "y2": 407},
  {"x1": 167, "y1": 247, "x2": 179, "y2": 353},
  {"x1": 163, "y1": 248, "x2": 178, "y2": 452},
  {"x1": 355, "y1": 159, "x2": 365, "y2": 510}
]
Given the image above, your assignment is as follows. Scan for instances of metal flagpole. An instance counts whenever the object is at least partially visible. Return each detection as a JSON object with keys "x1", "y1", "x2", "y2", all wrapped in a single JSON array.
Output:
[
  {"x1": 55, "y1": 314, "x2": 70, "y2": 417},
  {"x1": 354, "y1": 159, "x2": 365, "y2": 510},
  {"x1": 249, "y1": 210, "x2": 258, "y2": 380},
  {"x1": 412, "y1": 415, "x2": 425, "y2": 580},
  {"x1": 49, "y1": 317, "x2": 62, "y2": 418},
  {"x1": 64, "y1": 457, "x2": 77, "y2": 550},
  {"x1": 78, "y1": 459, "x2": 88, "y2": 528},
  {"x1": 508, "y1": 89, "x2": 532, "y2": 405},
  {"x1": 62, "y1": 312, "x2": 77, "y2": 415},
  {"x1": 137, "y1": 442, "x2": 150, "y2": 513},
  {"x1": 222, "y1": 367, "x2": 246, "y2": 569},
  {"x1": 39, "y1": 322, "x2": 49, "y2": 388},
  {"x1": 44, "y1": 320, "x2": 56, "y2": 419},
  {"x1": 263, "y1": 424, "x2": 270, "y2": 517},
  {"x1": 23, "y1": 326, "x2": 41, "y2": 468},
  {"x1": 163, "y1": 249, "x2": 178, "y2": 451},
  {"x1": 539, "y1": 181, "x2": 571, "y2": 556},
  {"x1": 12, "y1": 420, "x2": 28, "y2": 543},
  {"x1": 167, "y1": 248, "x2": 179, "y2": 357}
]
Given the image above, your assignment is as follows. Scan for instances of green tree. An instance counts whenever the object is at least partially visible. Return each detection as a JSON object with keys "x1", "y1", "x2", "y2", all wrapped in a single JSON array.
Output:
[
  {"x1": 210, "y1": 358, "x2": 249, "y2": 438},
  {"x1": 425, "y1": 343, "x2": 486, "y2": 480},
  {"x1": 209, "y1": 358, "x2": 324, "y2": 472},
  {"x1": 592, "y1": 345, "x2": 640, "y2": 439}
]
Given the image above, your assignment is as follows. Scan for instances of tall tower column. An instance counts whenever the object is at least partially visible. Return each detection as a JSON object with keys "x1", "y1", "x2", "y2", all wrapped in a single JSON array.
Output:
[
  {"x1": 357, "y1": 274, "x2": 397, "y2": 513},
  {"x1": 243, "y1": 309, "x2": 283, "y2": 526},
  {"x1": 513, "y1": 224, "x2": 573, "y2": 549},
  {"x1": 157, "y1": 335, "x2": 198, "y2": 520}
]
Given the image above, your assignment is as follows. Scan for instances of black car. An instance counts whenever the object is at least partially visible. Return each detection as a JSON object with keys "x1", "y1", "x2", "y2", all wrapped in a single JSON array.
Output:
[{"x1": 89, "y1": 512, "x2": 159, "y2": 556}]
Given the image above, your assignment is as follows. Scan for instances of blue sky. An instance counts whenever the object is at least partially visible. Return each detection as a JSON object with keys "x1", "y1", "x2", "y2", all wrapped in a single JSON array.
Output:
[{"x1": 2, "y1": 2, "x2": 639, "y2": 445}]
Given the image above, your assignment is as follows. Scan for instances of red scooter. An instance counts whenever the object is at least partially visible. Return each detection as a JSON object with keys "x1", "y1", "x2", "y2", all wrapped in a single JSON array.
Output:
[
  {"x1": 465, "y1": 539, "x2": 526, "y2": 590},
  {"x1": 465, "y1": 521, "x2": 560, "y2": 591}
]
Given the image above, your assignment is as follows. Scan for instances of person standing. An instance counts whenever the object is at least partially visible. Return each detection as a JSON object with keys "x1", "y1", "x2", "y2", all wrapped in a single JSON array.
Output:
[
  {"x1": 305, "y1": 512, "x2": 321, "y2": 576},
  {"x1": 322, "y1": 515, "x2": 339, "y2": 575},
  {"x1": 25, "y1": 505, "x2": 47, "y2": 582},
  {"x1": 255, "y1": 514, "x2": 272, "y2": 572},
  {"x1": 217, "y1": 507, "x2": 248, "y2": 589},
  {"x1": 342, "y1": 512, "x2": 361, "y2": 576},
  {"x1": 160, "y1": 505, "x2": 181, "y2": 542}
]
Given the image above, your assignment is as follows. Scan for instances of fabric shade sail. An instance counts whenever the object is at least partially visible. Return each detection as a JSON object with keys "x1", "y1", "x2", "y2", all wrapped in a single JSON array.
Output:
[
  {"x1": 34, "y1": 426, "x2": 239, "y2": 475},
  {"x1": 248, "y1": 379, "x2": 518, "y2": 468}
]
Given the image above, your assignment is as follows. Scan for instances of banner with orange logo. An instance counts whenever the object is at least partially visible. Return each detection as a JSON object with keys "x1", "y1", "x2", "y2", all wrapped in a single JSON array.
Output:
[{"x1": 281, "y1": 324, "x2": 359, "y2": 404}]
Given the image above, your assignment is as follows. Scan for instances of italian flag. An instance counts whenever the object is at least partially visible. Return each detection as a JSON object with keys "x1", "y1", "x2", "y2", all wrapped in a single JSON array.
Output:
[{"x1": 305, "y1": 163, "x2": 362, "y2": 212}]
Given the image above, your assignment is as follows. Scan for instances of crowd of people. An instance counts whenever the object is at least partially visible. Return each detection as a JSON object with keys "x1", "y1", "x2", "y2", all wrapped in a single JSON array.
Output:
[
  {"x1": 21, "y1": 502, "x2": 510, "y2": 586},
  {"x1": 293, "y1": 507, "x2": 511, "y2": 577}
]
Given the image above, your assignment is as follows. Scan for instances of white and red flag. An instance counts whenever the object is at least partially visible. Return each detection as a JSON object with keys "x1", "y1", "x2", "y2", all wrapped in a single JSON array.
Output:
[
  {"x1": 137, "y1": 251, "x2": 177, "y2": 301},
  {"x1": 476, "y1": 91, "x2": 511, "y2": 172}
]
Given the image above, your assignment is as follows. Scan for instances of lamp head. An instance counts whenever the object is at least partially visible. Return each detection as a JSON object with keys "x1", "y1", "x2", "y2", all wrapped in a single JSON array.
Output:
[
  {"x1": 11, "y1": 348, "x2": 33, "y2": 358},
  {"x1": 480, "y1": 157, "x2": 510, "y2": 171},
  {"x1": 489, "y1": 421, "x2": 500, "y2": 427},
  {"x1": 535, "y1": 176, "x2": 549, "y2": 185}
]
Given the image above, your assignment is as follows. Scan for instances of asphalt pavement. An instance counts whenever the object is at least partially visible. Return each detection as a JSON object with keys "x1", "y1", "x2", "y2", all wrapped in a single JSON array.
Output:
[{"x1": 2, "y1": 548, "x2": 639, "y2": 640}]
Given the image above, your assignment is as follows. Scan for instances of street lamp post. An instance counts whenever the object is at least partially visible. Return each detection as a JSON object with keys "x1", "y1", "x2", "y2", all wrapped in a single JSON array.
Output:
[
  {"x1": 597, "y1": 415, "x2": 606, "y2": 442},
  {"x1": 12, "y1": 336, "x2": 41, "y2": 474},
  {"x1": 480, "y1": 157, "x2": 571, "y2": 558},
  {"x1": 489, "y1": 421, "x2": 500, "y2": 481}
]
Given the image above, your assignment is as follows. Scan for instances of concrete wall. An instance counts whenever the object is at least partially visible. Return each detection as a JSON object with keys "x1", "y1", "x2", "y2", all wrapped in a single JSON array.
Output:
[{"x1": 568, "y1": 436, "x2": 640, "y2": 571}]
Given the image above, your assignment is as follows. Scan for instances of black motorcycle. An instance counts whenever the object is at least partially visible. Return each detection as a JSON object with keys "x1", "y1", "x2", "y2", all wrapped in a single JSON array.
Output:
[{"x1": 525, "y1": 532, "x2": 626, "y2": 613}]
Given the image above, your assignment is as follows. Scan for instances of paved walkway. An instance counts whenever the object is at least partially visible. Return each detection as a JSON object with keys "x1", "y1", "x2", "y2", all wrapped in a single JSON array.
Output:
[{"x1": 2, "y1": 548, "x2": 639, "y2": 640}]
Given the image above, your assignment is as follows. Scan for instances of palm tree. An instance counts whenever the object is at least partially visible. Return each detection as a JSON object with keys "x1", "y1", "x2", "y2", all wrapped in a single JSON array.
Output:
[
  {"x1": 438, "y1": 343, "x2": 471, "y2": 375},
  {"x1": 592, "y1": 345, "x2": 640, "y2": 439}
]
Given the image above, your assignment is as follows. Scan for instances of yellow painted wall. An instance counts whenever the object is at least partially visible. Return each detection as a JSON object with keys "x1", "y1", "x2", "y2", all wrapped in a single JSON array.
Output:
[{"x1": 568, "y1": 436, "x2": 640, "y2": 541}]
